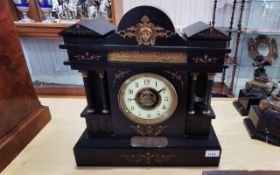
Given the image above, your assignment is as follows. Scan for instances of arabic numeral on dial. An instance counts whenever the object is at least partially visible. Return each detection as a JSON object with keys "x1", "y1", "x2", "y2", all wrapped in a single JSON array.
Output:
[
  {"x1": 128, "y1": 89, "x2": 133, "y2": 94},
  {"x1": 147, "y1": 114, "x2": 151, "y2": 118},
  {"x1": 164, "y1": 97, "x2": 169, "y2": 102},
  {"x1": 144, "y1": 79, "x2": 150, "y2": 85},
  {"x1": 157, "y1": 111, "x2": 161, "y2": 115},
  {"x1": 135, "y1": 82, "x2": 139, "y2": 88},
  {"x1": 162, "y1": 105, "x2": 166, "y2": 110},
  {"x1": 130, "y1": 106, "x2": 135, "y2": 110},
  {"x1": 155, "y1": 81, "x2": 158, "y2": 87}
]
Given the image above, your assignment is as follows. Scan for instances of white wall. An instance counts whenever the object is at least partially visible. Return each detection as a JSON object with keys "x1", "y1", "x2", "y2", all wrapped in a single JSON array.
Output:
[{"x1": 123, "y1": 0, "x2": 234, "y2": 29}]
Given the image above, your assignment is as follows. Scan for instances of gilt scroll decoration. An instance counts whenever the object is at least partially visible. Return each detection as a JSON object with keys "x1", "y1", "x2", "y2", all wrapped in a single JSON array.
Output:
[
  {"x1": 192, "y1": 54, "x2": 218, "y2": 63},
  {"x1": 130, "y1": 125, "x2": 168, "y2": 136},
  {"x1": 119, "y1": 152, "x2": 175, "y2": 165},
  {"x1": 112, "y1": 71, "x2": 130, "y2": 88}
]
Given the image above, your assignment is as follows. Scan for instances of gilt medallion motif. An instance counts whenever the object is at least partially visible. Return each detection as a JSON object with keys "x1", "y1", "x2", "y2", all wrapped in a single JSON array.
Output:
[{"x1": 117, "y1": 16, "x2": 174, "y2": 46}]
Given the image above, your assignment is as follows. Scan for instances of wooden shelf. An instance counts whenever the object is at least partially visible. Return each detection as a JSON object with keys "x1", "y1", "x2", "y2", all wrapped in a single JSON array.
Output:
[
  {"x1": 12, "y1": 0, "x2": 122, "y2": 39},
  {"x1": 34, "y1": 86, "x2": 85, "y2": 96},
  {"x1": 15, "y1": 22, "x2": 73, "y2": 39}
]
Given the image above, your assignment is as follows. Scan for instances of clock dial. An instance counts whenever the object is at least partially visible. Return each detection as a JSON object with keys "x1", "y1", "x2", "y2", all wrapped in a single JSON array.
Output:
[{"x1": 118, "y1": 73, "x2": 178, "y2": 125}]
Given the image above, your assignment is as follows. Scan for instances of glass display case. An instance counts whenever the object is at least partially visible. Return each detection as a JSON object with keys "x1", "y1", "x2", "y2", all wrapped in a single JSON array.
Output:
[
  {"x1": 21, "y1": 38, "x2": 83, "y2": 87},
  {"x1": 11, "y1": 0, "x2": 118, "y2": 95},
  {"x1": 223, "y1": 0, "x2": 280, "y2": 96}
]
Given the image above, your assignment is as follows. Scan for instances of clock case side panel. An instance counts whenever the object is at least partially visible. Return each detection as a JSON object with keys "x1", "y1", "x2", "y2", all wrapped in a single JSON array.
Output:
[
  {"x1": 185, "y1": 73, "x2": 215, "y2": 136},
  {"x1": 107, "y1": 68, "x2": 189, "y2": 137},
  {"x1": 81, "y1": 70, "x2": 113, "y2": 136}
]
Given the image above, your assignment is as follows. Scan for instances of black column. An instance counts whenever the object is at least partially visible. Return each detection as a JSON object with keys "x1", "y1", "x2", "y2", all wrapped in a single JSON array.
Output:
[
  {"x1": 97, "y1": 71, "x2": 110, "y2": 114},
  {"x1": 188, "y1": 73, "x2": 199, "y2": 115},
  {"x1": 80, "y1": 70, "x2": 95, "y2": 113},
  {"x1": 203, "y1": 73, "x2": 215, "y2": 115}
]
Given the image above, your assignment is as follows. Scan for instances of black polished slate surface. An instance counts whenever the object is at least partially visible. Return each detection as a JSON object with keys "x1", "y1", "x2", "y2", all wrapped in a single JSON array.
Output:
[
  {"x1": 244, "y1": 105, "x2": 280, "y2": 146},
  {"x1": 234, "y1": 89, "x2": 266, "y2": 116},
  {"x1": 74, "y1": 127, "x2": 221, "y2": 166},
  {"x1": 60, "y1": 5, "x2": 231, "y2": 166}
]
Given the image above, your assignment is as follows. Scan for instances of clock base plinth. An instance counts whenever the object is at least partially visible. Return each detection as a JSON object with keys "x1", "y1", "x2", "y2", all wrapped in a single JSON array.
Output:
[
  {"x1": 73, "y1": 127, "x2": 221, "y2": 166},
  {"x1": 243, "y1": 105, "x2": 280, "y2": 146},
  {"x1": 233, "y1": 89, "x2": 266, "y2": 116}
]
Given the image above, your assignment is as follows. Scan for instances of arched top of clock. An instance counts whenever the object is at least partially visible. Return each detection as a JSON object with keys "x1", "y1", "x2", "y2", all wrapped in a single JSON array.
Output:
[
  {"x1": 109, "y1": 6, "x2": 187, "y2": 46},
  {"x1": 117, "y1": 6, "x2": 175, "y2": 33}
]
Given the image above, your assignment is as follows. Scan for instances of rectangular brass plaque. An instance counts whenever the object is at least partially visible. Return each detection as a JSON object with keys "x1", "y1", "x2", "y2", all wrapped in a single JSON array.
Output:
[
  {"x1": 130, "y1": 136, "x2": 168, "y2": 148},
  {"x1": 108, "y1": 51, "x2": 187, "y2": 63}
]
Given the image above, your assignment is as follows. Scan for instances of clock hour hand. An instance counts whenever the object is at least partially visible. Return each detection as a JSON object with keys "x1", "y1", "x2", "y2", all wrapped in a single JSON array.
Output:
[
  {"x1": 128, "y1": 98, "x2": 136, "y2": 101},
  {"x1": 158, "y1": 88, "x2": 166, "y2": 93}
]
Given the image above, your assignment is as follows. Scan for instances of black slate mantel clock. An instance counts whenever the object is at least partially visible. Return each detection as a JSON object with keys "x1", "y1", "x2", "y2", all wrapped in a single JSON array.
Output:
[{"x1": 60, "y1": 6, "x2": 230, "y2": 166}]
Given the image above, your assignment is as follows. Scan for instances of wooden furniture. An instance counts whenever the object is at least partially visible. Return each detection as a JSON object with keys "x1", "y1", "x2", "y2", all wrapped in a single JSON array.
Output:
[
  {"x1": 0, "y1": 0, "x2": 51, "y2": 172},
  {"x1": 2, "y1": 98, "x2": 280, "y2": 174},
  {"x1": 15, "y1": 23, "x2": 71, "y2": 39}
]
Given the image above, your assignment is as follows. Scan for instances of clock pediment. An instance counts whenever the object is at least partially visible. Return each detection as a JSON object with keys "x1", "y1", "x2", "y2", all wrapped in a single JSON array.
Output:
[
  {"x1": 183, "y1": 21, "x2": 230, "y2": 41},
  {"x1": 59, "y1": 19, "x2": 115, "y2": 37}
]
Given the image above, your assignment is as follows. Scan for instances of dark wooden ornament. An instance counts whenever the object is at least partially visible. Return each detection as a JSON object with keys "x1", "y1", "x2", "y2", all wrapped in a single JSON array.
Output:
[
  {"x1": 0, "y1": 0, "x2": 51, "y2": 172},
  {"x1": 228, "y1": 0, "x2": 246, "y2": 95},
  {"x1": 221, "y1": 0, "x2": 237, "y2": 84},
  {"x1": 60, "y1": 5, "x2": 230, "y2": 166}
]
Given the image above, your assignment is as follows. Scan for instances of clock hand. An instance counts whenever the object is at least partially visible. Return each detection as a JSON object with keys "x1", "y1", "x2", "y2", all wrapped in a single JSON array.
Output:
[{"x1": 158, "y1": 88, "x2": 166, "y2": 93}]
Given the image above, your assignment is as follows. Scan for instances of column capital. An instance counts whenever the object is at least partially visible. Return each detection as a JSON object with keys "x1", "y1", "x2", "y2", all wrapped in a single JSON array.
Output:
[
  {"x1": 191, "y1": 72, "x2": 199, "y2": 80},
  {"x1": 80, "y1": 70, "x2": 88, "y2": 78},
  {"x1": 97, "y1": 71, "x2": 105, "y2": 79},
  {"x1": 207, "y1": 73, "x2": 215, "y2": 80}
]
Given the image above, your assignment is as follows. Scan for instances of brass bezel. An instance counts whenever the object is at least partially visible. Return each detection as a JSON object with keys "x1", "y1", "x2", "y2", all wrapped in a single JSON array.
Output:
[{"x1": 118, "y1": 73, "x2": 178, "y2": 125}]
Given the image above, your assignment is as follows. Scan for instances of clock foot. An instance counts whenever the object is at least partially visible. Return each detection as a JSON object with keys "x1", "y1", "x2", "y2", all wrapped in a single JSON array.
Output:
[
  {"x1": 87, "y1": 108, "x2": 95, "y2": 113},
  {"x1": 102, "y1": 109, "x2": 110, "y2": 114},
  {"x1": 202, "y1": 110, "x2": 211, "y2": 115}
]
